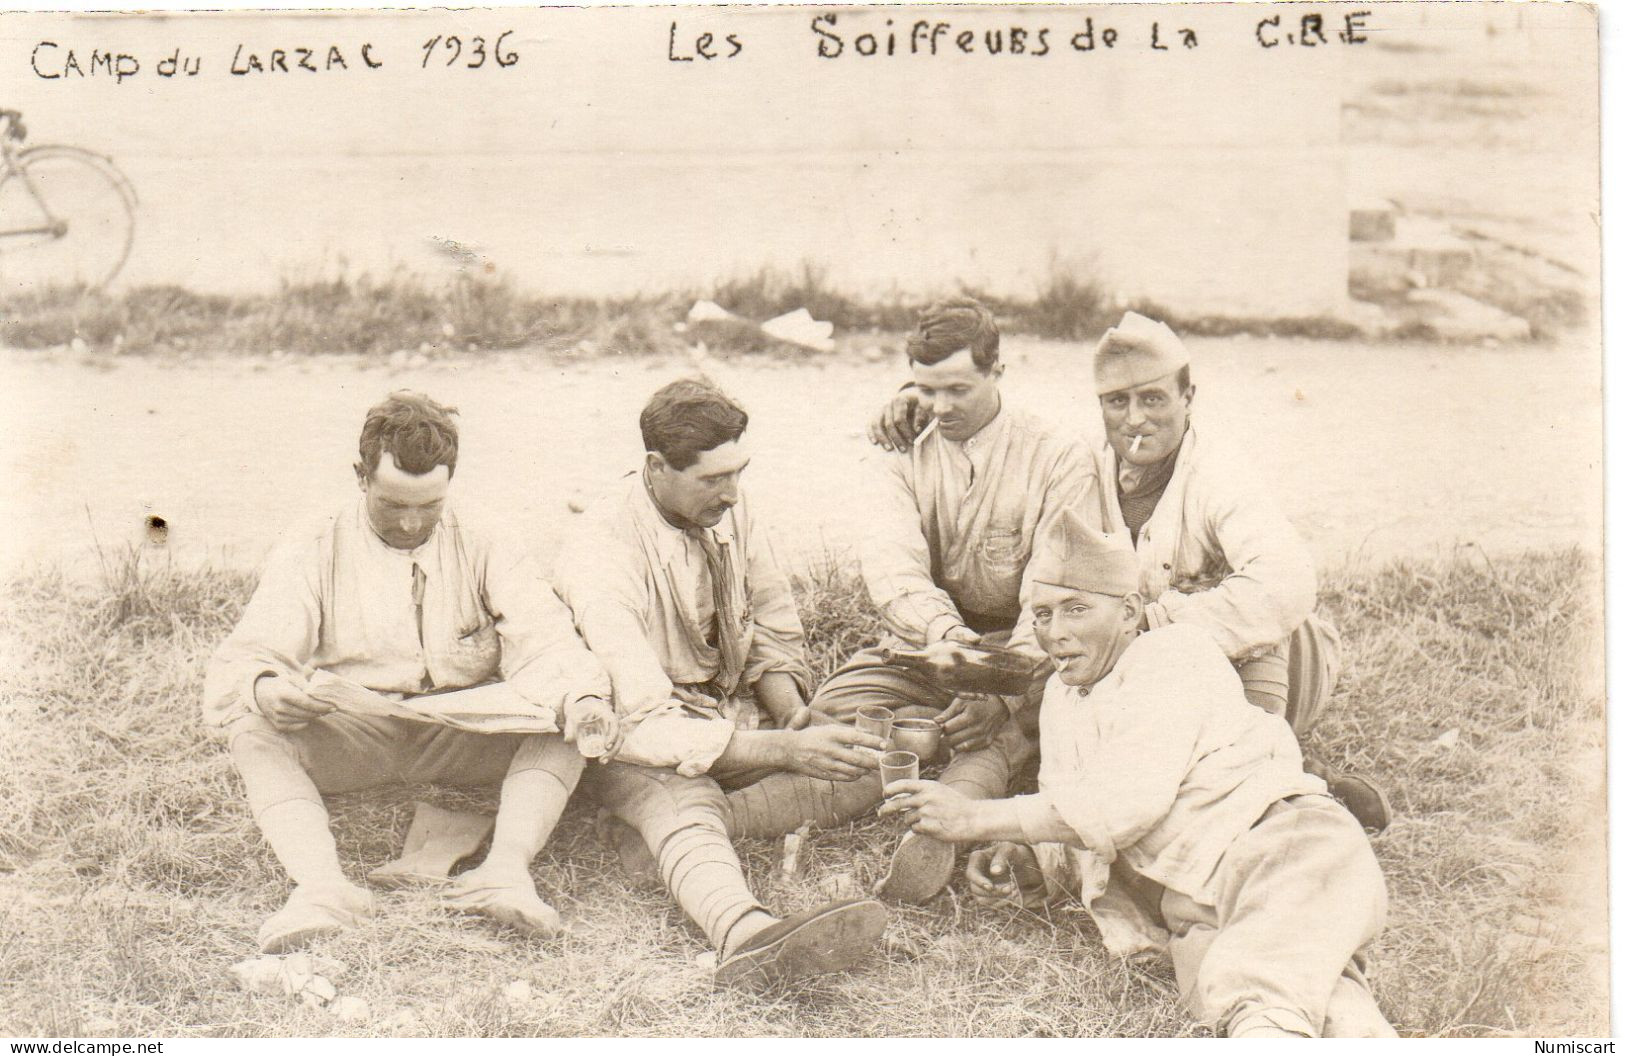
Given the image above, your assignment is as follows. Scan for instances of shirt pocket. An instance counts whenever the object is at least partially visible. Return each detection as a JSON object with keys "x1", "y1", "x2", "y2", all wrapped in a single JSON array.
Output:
[
  {"x1": 444, "y1": 616, "x2": 501, "y2": 682},
  {"x1": 979, "y1": 525, "x2": 1029, "y2": 576}
]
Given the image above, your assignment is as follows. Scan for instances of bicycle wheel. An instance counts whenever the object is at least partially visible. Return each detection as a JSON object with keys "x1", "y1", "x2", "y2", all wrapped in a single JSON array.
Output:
[{"x1": 0, "y1": 145, "x2": 136, "y2": 293}]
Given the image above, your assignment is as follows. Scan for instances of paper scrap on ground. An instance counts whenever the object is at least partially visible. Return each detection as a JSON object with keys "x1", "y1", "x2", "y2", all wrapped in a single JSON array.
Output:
[
  {"x1": 685, "y1": 299, "x2": 835, "y2": 352},
  {"x1": 761, "y1": 308, "x2": 835, "y2": 352},
  {"x1": 781, "y1": 822, "x2": 812, "y2": 878},
  {"x1": 686, "y1": 300, "x2": 732, "y2": 324},
  {"x1": 304, "y1": 671, "x2": 559, "y2": 735}
]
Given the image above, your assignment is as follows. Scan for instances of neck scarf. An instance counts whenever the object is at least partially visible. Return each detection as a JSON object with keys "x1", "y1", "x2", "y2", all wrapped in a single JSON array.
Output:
[
  {"x1": 644, "y1": 468, "x2": 747, "y2": 695},
  {"x1": 1117, "y1": 438, "x2": 1182, "y2": 543},
  {"x1": 687, "y1": 527, "x2": 747, "y2": 696}
]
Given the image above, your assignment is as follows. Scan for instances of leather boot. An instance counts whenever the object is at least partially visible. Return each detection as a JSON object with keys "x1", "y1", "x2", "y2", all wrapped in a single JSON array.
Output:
[{"x1": 1303, "y1": 751, "x2": 1392, "y2": 834}]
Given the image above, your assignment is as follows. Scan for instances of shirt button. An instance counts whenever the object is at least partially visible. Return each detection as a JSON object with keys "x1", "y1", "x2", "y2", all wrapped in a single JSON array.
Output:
[{"x1": 1162, "y1": 563, "x2": 1172, "y2": 570}]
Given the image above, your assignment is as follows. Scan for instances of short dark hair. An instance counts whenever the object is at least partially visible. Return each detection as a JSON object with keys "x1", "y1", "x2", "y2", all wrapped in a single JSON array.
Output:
[
  {"x1": 640, "y1": 377, "x2": 749, "y2": 471},
  {"x1": 905, "y1": 296, "x2": 1000, "y2": 372},
  {"x1": 357, "y1": 390, "x2": 460, "y2": 479}
]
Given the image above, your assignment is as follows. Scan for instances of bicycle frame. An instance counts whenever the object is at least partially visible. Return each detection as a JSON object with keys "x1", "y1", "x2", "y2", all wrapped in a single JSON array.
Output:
[
  {"x1": 0, "y1": 130, "x2": 50, "y2": 238},
  {"x1": 0, "y1": 134, "x2": 138, "y2": 241}
]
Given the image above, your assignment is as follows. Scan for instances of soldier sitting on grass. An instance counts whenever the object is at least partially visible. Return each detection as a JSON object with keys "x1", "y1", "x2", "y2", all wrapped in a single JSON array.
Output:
[
  {"x1": 880, "y1": 512, "x2": 1396, "y2": 1038},
  {"x1": 203, "y1": 391, "x2": 618, "y2": 953},
  {"x1": 554, "y1": 377, "x2": 890, "y2": 987},
  {"x1": 811, "y1": 296, "x2": 1098, "y2": 904}
]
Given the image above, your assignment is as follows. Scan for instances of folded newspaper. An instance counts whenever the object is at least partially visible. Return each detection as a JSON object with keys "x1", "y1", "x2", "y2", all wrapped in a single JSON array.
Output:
[{"x1": 303, "y1": 671, "x2": 561, "y2": 736}]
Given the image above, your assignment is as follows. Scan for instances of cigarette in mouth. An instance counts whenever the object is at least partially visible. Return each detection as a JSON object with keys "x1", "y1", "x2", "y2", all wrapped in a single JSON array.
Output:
[{"x1": 1129, "y1": 435, "x2": 1144, "y2": 455}]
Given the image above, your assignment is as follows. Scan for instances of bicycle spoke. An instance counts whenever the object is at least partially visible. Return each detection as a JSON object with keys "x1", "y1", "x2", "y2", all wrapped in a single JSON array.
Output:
[{"x1": 0, "y1": 147, "x2": 135, "y2": 293}]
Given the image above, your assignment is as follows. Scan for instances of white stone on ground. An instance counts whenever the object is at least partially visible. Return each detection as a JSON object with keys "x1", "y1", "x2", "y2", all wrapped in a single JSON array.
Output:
[{"x1": 330, "y1": 996, "x2": 370, "y2": 1024}]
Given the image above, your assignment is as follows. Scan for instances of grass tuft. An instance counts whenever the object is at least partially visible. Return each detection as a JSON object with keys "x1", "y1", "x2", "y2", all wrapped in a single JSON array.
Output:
[{"x1": 0, "y1": 273, "x2": 690, "y2": 360}]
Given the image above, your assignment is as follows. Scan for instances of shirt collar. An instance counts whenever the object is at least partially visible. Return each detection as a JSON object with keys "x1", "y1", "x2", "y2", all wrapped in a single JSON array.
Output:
[
  {"x1": 1117, "y1": 438, "x2": 1181, "y2": 496},
  {"x1": 961, "y1": 400, "x2": 1007, "y2": 454},
  {"x1": 1068, "y1": 662, "x2": 1124, "y2": 706},
  {"x1": 355, "y1": 495, "x2": 447, "y2": 564},
  {"x1": 953, "y1": 403, "x2": 1011, "y2": 483},
  {"x1": 1108, "y1": 421, "x2": 1198, "y2": 480},
  {"x1": 631, "y1": 471, "x2": 736, "y2": 565},
  {"x1": 915, "y1": 401, "x2": 1009, "y2": 458}
]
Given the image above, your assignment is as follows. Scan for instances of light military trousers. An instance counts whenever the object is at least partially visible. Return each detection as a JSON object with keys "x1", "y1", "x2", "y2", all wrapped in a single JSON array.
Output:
[
  {"x1": 225, "y1": 686, "x2": 582, "y2": 819},
  {"x1": 1159, "y1": 794, "x2": 1395, "y2": 1038},
  {"x1": 723, "y1": 628, "x2": 1040, "y2": 840},
  {"x1": 809, "y1": 631, "x2": 1037, "y2": 776},
  {"x1": 583, "y1": 759, "x2": 768, "y2": 951}
]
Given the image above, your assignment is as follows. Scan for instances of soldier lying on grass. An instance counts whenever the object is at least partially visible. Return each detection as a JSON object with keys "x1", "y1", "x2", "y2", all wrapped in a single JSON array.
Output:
[{"x1": 880, "y1": 511, "x2": 1396, "y2": 1038}]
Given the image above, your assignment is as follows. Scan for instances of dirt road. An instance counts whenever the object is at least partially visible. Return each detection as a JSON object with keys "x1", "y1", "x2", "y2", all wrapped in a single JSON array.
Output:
[{"x1": 0, "y1": 334, "x2": 1601, "y2": 577}]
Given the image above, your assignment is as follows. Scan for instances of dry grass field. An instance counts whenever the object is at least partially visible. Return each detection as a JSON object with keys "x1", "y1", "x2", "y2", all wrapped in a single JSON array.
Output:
[{"x1": 0, "y1": 545, "x2": 1605, "y2": 1037}]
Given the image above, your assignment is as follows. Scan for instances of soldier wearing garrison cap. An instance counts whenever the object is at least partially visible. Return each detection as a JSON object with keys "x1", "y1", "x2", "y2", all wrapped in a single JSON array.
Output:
[
  {"x1": 1088, "y1": 311, "x2": 1386, "y2": 830},
  {"x1": 1093, "y1": 311, "x2": 1191, "y2": 396},
  {"x1": 1024, "y1": 509, "x2": 1140, "y2": 597},
  {"x1": 880, "y1": 508, "x2": 1397, "y2": 1039},
  {"x1": 869, "y1": 310, "x2": 1391, "y2": 833}
]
